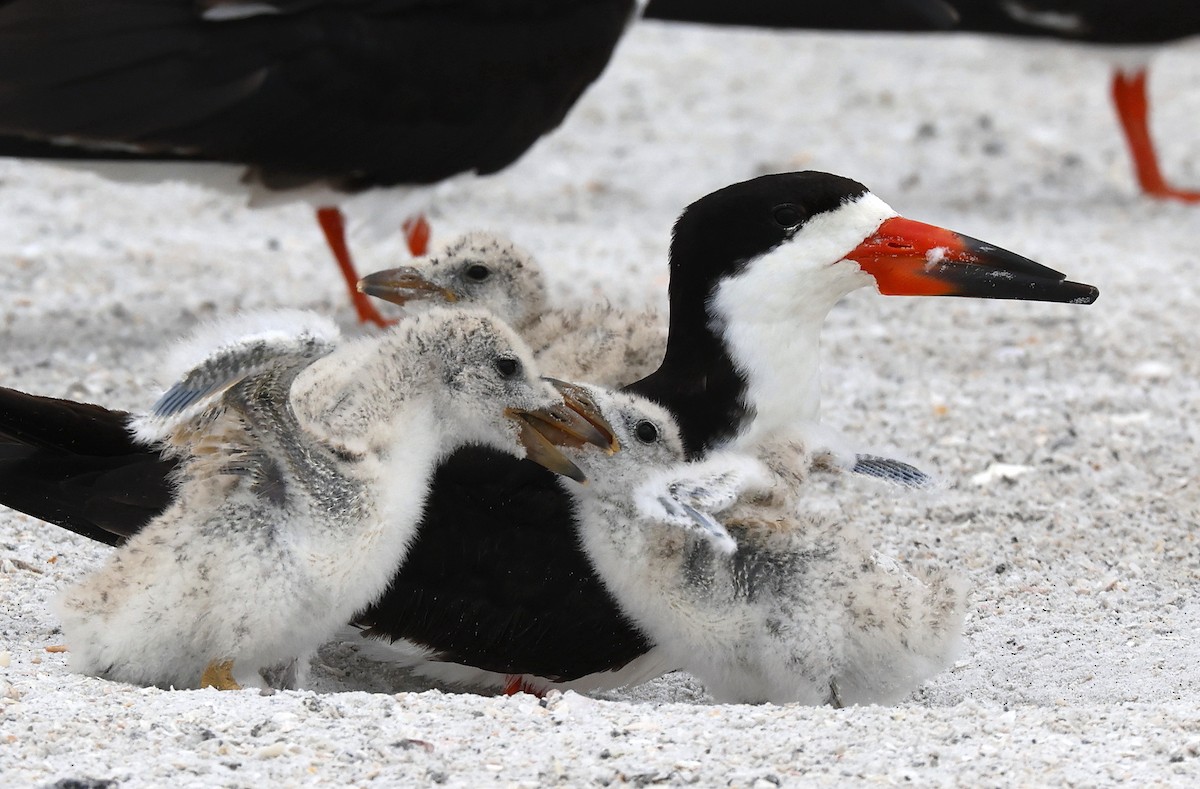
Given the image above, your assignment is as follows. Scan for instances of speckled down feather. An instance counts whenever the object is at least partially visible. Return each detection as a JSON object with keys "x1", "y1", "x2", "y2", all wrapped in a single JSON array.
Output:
[{"x1": 56, "y1": 307, "x2": 572, "y2": 690}]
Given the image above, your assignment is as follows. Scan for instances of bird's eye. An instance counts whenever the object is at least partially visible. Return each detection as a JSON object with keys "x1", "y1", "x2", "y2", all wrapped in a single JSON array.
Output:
[
  {"x1": 634, "y1": 420, "x2": 659, "y2": 444},
  {"x1": 494, "y1": 357, "x2": 520, "y2": 378},
  {"x1": 465, "y1": 264, "x2": 491, "y2": 282},
  {"x1": 772, "y1": 204, "x2": 803, "y2": 230}
]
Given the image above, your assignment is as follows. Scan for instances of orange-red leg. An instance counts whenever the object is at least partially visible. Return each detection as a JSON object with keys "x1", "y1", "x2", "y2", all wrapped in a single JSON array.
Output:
[
  {"x1": 402, "y1": 214, "x2": 431, "y2": 257},
  {"x1": 503, "y1": 674, "x2": 546, "y2": 697},
  {"x1": 1110, "y1": 68, "x2": 1200, "y2": 203},
  {"x1": 315, "y1": 206, "x2": 394, "y2": 327}
]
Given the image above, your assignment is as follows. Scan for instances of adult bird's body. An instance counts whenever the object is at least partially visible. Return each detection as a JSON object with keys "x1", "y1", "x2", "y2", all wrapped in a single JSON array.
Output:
[
  {"x1": 51, "y1": 307, "x2": 612, "y2": 689},
  {"x1": 0, "y1": 172, "x2": 1098, "y2": 692},
  {"x1": 0, "y1": 0, "x2": 640, "y2": 324}
]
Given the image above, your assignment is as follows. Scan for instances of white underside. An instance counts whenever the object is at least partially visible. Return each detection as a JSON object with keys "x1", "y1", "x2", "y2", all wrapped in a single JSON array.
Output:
[
  {"x1": 35, "y1": 159, "x2": 485, "y2": 241},
  {"x1": 342, "y1": 630, "x2": 679, "y2": 696}
]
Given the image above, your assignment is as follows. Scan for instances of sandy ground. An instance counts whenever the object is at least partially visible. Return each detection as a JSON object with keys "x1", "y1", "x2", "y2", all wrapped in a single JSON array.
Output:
[{"x1": 1, "y1": 21, "x2": 1199, "y2": 788}]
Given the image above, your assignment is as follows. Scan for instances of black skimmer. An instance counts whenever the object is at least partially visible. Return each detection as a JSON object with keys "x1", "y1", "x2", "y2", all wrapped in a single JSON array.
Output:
[
  {"x1": 645, "y1": 0, "x2": 1200, "y2": 202},
  {"x1": 359, "y1": 231, "x2": 932, "y2": 486},
  {"x1": 53, "y1": 307, "x2": 612, "y2": 689},
  {"x1": 0, "y1": 0, "x2": 642, "y2": 326},
  {"x1": 0, "y1": 171, "x2": 1097, "y2": 692},
  {"x1": 556, "y1": 385, "x2": 966, "y2": 705}
]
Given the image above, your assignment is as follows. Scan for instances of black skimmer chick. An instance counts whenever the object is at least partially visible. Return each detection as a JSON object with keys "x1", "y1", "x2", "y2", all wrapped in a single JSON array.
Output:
[
  {"x1": 359, "y1": 231, "x2": 932, "y2": 486},
  {"x1": 358, "y1": 231, "x2": 667, "y2": 388},
  {"x1": 52, "y1": 307, "x2": 612, "y2": 689},
  {"x1": 559, "y1": 385, "x2": 966, "y2": 705},
  {"x1": 645, "y1": 0, "x2": 1200, "y2": 202},
  {"x1": 0, "y1": 172, "x2": 1097, "y2": 693},
  {"x1": 0, "y1": 0, "x2": 642, "y2": 325}
]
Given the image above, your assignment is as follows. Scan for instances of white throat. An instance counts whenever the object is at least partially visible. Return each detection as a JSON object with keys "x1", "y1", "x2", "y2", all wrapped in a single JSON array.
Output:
[{"x1": 708, "y1": 193, "x2": 897, "y2": 449}]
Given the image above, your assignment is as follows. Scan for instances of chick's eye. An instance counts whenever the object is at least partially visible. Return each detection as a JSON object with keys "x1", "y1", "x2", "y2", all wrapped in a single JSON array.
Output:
[
  {"x1": 772, "y1": 204, "x2": 803, "y2": 230},
  {"x1": 494, "y1": 357, "x2": 520, "y2": 378},
  {"x1": 634, "y1": 420, "x2": 659, "y2": 444},
  {"x1": 465, "y1": 264, "x2": 491, "y2": 282}
]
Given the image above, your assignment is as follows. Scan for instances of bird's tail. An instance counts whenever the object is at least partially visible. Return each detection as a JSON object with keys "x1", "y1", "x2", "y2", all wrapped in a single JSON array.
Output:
[{"x1": 0, "y1": 386, "x2": 172, "y2": 545}]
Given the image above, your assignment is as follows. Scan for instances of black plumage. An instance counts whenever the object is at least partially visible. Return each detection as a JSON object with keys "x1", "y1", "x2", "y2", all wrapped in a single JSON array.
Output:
[
  {"x1": 0, "y1": 0, "x2": 636, "y2": 191},
  {"x1": 942, "y1": 1, "x2": 1199, "y2": 44},
  {"x1": 644, "y1": 0, "x2": 959, "y2": 32}
]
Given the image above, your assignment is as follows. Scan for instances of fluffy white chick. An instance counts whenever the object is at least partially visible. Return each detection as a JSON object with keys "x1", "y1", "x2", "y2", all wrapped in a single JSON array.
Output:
[
  {"x1": 358, "y1": 230, "x2": 665, "y2": 389},
  {"x1": 55, "y1": 307, "x2": 608, "y2": 690},
  {"x1": 561, "y1": 385, "x2": 966, "y2": 706}
]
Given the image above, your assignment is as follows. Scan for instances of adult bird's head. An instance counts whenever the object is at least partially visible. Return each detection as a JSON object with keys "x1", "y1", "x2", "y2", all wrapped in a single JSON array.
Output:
[
  {"x1": 668, "y1": 171, "x2": 1096, "y2": 332},
  {"x1": 646, "y1": 170, "x2": 1098, "y2": 452}
]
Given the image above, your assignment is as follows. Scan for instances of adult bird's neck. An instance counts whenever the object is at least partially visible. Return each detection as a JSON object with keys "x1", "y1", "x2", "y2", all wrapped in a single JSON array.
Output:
[
  {"x1": 626, "y1": 310, "x2": 829, "y2": 459},
  {"x1": 624, "y1": 307, "x2": 752, "y2": 459}
]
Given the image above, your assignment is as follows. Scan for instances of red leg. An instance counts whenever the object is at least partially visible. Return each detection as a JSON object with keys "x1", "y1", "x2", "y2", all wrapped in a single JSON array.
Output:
[
  {"x1": 315, "y1": 206, "x2": 394, "y2": 327},
  {"x1": 502, "y1": 674, "x2": 546, "y2": 697},
  {"x1": 402, "y1": 214, "x2": 431, "y2": 257},
  {"x1": 1110, "y1": 68, "x2": 1200, "y2": 203}
]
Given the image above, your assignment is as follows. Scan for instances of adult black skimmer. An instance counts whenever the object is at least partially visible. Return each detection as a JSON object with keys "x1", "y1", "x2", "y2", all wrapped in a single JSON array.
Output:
[
  {"x1": 645, "y1": 0, "x2": 1200, "y2": 202},
  {"x1": 0, "y1": 0, "x2": 641, "y2": 326},
  {"x1": 555, "y1": 385, "x2": 966, "y2": 705},
  {"x1": 52, "y1": 307, "x2": 611, "y2": 690},
  {"x1": 0, "y1": 171, "x2": 1097, "y2": 692}
]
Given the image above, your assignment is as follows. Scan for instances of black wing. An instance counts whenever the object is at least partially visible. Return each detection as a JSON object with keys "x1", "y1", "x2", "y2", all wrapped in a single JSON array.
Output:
[
  {"x1": 356, "y1": 447, "x2": 653, "y2": 682},
  {"x1": 943, "y1": 1, "x2": 1197, "y2": 43},
  {"x1": 643, "y1": 0, "x2": 959, "y2": 31},
  {"x1": 0, "y1": 387, "x2": 175, "y2": 545},
  {"x1": 0, "y1": 0, "x2": 636, "y2": 190},
  {"x1": 643, "y1": 0, "x2": 1197, "y2": 43}
]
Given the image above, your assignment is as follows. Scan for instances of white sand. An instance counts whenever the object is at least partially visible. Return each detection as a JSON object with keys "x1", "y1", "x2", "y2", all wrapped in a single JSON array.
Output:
[{"x1": 2, "y1": 22, "x2": 1199, "y2": 787}]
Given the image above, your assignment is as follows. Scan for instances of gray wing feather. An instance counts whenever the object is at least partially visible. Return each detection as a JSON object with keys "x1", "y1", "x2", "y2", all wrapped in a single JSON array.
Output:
[
  {"x1": 851, "y1": 454, "x2": 931, "y2": 488},
  {"x1": 151, "y1": 334, "x2": 331, "y2": 418}
]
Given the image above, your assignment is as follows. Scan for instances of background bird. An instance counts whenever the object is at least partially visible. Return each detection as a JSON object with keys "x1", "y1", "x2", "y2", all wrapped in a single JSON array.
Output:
[
  {"x1": 947, "y1": 1, "x2": 1200, "y2": 201},
  {"x1": 559, "y1": 384, "x2": 967, "y2": 705},
  {"x1": 54, "y1": 306, "x2": 611, "y2": 690},
  {"x1": 644, "y1": 0, "x2": 1200, "y2": 201},
  {"x1": 0, "y1": 0, "x2": 642, "y2": 325}
]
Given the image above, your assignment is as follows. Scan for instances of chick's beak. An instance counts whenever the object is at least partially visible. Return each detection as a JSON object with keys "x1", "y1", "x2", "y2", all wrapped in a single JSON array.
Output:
[
  {"x1": 357, "y1": 266, "x2": 459, "y2": 306},
  {"x1": 506, "y1": 384, "x2": 619, "y2": 484},
  {"x1": 845, "y1": 216, "x2": 1099, "y2": 304},
  {"x1": 543, "y1": 378, "x2": 620, "y2": 454}
]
